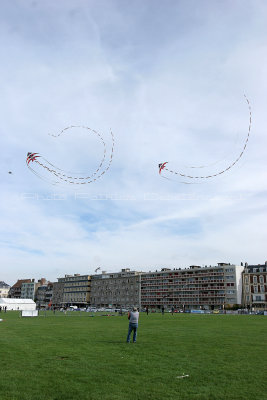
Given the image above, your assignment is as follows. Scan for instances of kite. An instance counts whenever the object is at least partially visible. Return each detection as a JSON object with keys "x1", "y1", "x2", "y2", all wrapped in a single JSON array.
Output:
[
  {"x1": 159, "y1": 95, "x2": 252, "y2": 182},
  {"x1": 158, "y1": 162, "x2": 168, "y2": 174},
  {"x1": 26, "y1": 126, "x2": 114, "y2": 185}
]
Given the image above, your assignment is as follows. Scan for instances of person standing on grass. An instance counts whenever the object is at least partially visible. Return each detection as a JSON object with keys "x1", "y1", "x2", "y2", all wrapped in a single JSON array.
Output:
[{"x1": 126, "y1": 307, "x2": 139, "y2": 343}]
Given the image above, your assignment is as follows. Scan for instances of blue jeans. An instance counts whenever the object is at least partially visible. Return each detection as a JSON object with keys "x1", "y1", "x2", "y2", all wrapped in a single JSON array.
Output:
[{"x1": 127, "y1": 323, "x2": 138, "y2": 342}]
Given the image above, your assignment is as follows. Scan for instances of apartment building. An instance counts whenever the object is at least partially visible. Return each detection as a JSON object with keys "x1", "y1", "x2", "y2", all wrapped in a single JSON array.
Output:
[
  {"x1": 9, "y1": 279, "x2": 32, "y2": 298},
  {"x1": 21, "y1": 279, "x2": 42, "y2": 300},
  {"x1": 242, "y1": 262, "x2": 267, "y2": 310},
  {"x1": 35, "y1": 282, "x2": 53, "y2": 309},
  {"x1": 57, "y1": 274, "x2": 91, "y2": 307},
  {"x1": 141, "y1": 263, "x2": 244, "y2": 310},
  {"x1": 45, "y1": 282, "x2": 53, "y2": 307},
  {"x1": 51, "y1": 281, "x2": 64, "y2": 308},
  {"x1": 35, "y1": 285, "x2": 47, "y2": 308},
  {"x1": 90, "y1": 269, "x2": 142, "y2": 308},
  {"x1": 0, "y1": 281, "x2": 10, "y2": 298}
]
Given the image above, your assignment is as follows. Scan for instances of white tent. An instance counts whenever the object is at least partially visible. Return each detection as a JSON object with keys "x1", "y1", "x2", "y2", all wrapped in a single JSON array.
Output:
[{"x1": 0, "y1": 298, "x2": 36, "y2": 311}]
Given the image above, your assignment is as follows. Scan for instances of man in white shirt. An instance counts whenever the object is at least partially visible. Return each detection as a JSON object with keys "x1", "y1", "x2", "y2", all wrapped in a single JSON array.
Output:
[{"x1": 126, "y1": 307, "x2": 139, "y2": 343}]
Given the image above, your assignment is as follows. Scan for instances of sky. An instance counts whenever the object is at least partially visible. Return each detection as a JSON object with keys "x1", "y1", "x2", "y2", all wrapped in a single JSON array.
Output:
[{"x1": 1, "y1": 0, "x2": 267, "y2": 285}]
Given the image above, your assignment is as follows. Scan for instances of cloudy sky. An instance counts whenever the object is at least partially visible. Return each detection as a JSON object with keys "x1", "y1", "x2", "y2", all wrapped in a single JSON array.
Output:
[{"x1": 1, "y1": 0, "x2": 266, "y2": 285}]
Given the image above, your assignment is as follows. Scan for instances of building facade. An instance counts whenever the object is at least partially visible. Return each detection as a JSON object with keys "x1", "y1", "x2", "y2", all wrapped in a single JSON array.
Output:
[
  {"x1": 90, "y1": 269, "x2": 142, "y2": 308},
  {"x1": 21, "y1": 279, "x2": 42, "y2": 300},
  {"x1": 35, "y1": 285, "x2": 47, "y2": 308},
  {"x1": 242, "y1": 262, "x2": 267, "y2": 310},
  {"x1": 45, "y1": 282, "x2": 53, "y2": 307},
  {"x1": 35, "y1": 282, "x2": 53, "y2": 309},
  {"x1": 9, "y1": 279, "x2": 32, "y2": 298},
  {"x1": 51, "y1": 281, "x2": 65, "y2": 308},
  {"x1": 141, "y1": 263, "x2": 244, "y2": 310},
  {"x1": 0, "y1": 281, "x2": 10, "y2": 298},
  {"x1": 57, "y1": 274, "x2": 91, "y2": 307}
]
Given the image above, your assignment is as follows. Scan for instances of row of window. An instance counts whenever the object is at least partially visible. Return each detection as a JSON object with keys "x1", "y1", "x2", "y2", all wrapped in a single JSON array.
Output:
[
  {"x1": 245, "y1": 286, "x2": 265, "y2": 293},
  {"x1": 252, "y1": 268, "x2": 265, "y2": 273},
  {"x1": 96, "y1": 285, "x2": 135, "y2": 289},
  {"x1": 64, "y1": 297, "x2": 86, "y2": 303},
  {"x1": 142, "y1": 284, "x2": 225, "y2": 289},
  {"x1": 141, "y1": 298, "x2": 226, "y2": 303},
  {"x1": 92, "y1": 279, "x2": 137, "y2": 284},
  {"x1": 246, "y1": 295, "x2": 265, "y2": 302},
  {"x1": 142, "y1": 276, "x2": 225, "y2": 282},
  {"x1": 142, "y1": 291, "x2": 227, "y2": 296},
  {"x1": 64, "y1": 284, "x2": 90, "y2": 288},
  {"x1": 97, "y1": 290, "x2": 138, "y2": 294},
  {"x1": 245, "y1": 276, "x2": 265, "y2": 284},
  {"x1": 59, "y1": 277, "x2": 90, "y2": 283}
]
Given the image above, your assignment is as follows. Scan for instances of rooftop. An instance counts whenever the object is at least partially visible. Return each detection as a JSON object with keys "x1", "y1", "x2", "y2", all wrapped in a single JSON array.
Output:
[{"x1": 0, "y1": 281, "x2": 10, "y2": 288}]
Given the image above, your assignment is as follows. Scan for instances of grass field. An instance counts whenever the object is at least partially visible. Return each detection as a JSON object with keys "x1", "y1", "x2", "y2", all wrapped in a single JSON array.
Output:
[{"x1": 0, "y1": 311, "x2": 266, "y2": 400}]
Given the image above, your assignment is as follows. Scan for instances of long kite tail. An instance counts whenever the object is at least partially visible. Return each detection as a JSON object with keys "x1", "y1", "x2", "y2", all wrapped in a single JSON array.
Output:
[
  {"x1": 26, "y1": 127, "x2": 114, "y2": 185},
  {"x1": 160, "y1": 94, "x2": 251, "y2": 180}
]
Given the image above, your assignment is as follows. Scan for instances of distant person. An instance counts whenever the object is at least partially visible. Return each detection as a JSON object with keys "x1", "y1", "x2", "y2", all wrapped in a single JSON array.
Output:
[
  {"x1": 146, "y1": 306, "x2": 149, "y2": 315},
  {"x1": 126, "y1": 307, "x2": 139, "y2": 343},
  {"x1": 162, "y1": 306, "x2": 165, "y2": 315},
  {"x1": 171, "y1": 306, "x2": 174, "y2": 315},
  {"x1": 4, "y1": 306, "x2": 7, "y2": 313},
  {"x1": 0, "y1": 306, "x2": 2, "y2": 312}
]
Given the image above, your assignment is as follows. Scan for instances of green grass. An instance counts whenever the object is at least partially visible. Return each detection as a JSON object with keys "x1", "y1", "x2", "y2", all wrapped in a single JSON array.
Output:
[{"x1": 0, "y1": 312, "x2": 266, "y2": 400}]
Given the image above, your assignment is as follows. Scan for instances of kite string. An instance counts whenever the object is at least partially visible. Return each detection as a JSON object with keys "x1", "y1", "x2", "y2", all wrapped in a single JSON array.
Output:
[
  {"x1": 163, "y1": 94, "x2": 251, "y2": 179},
  {"x1": 46, "y1": 125, "x2": 107, "y2": 176},
  {"x1": 27, "y1": 126, "x2": 114, "y2": 185}
]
